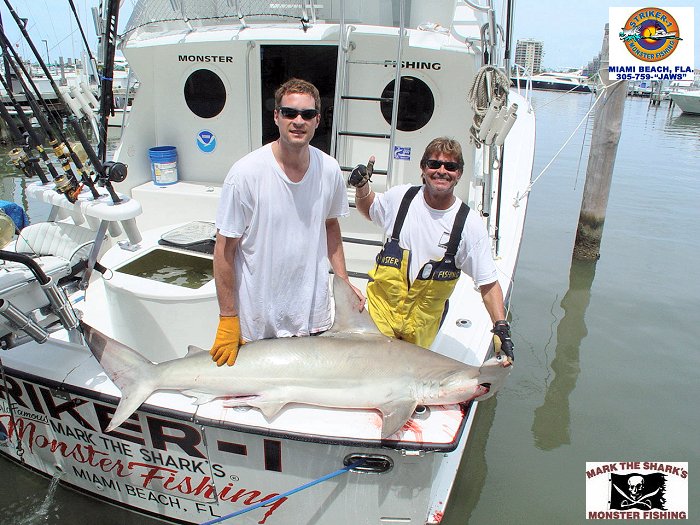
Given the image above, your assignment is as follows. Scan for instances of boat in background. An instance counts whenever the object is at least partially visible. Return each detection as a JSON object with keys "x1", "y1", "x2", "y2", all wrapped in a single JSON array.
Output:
[
  {"x1": 669, "y1": 90, "x2": 700, "y2": 115},
  {"x1": 513, "y1": 70, "x2": 592, "y2": 93},
  {"x1": 0, "y1": 1, "x2": 535, "y2": 523}
]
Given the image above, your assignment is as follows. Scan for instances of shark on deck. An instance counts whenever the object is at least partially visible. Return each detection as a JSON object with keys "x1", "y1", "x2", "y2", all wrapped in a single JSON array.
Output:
[{"x1": 81, "y1": 276, "x2": 511, "y2": 439}]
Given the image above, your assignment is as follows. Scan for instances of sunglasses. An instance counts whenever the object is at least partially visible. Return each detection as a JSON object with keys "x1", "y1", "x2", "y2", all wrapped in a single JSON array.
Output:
[
  {"x1": 277, "y1": 106, "x2": 319, "y2": 120},
  {"x1": 425, "y1": 159, "x2": 462, "y2": 171}
]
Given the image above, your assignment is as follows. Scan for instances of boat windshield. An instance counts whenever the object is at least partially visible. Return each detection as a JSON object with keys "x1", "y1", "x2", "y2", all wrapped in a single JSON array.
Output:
[{"x1": 124, "y1": 0, "x2": 464, "y2": 33}]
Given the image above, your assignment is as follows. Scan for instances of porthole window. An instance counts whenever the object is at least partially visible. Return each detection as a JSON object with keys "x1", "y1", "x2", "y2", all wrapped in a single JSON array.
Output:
[
  {"x1": 380, "y1": 76, "x2": 434, "y2": 131},
  {"x1": 184, "y1": 69, "x2": 226, "y2": 118}
]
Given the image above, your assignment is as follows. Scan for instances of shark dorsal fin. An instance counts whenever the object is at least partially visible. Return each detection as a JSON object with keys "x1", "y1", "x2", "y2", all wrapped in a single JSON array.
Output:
[
  {"x1": 327, "y1": 275, "x2": 383, "y2": 335},
  {"x1": 186, "y1": 345, "x2": 209, "y2": 357}
]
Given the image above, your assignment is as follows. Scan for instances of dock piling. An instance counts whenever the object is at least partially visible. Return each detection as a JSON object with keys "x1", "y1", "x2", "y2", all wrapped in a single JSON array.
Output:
[{"x1": 573, "y1": 25, "x2": 627, "y2": 261}]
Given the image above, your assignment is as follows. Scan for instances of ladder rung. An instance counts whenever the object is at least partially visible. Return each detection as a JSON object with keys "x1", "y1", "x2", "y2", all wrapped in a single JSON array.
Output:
[
  {"x1": 342, "y1": 236, "x2": 383, "y2": 247},
  {"x1": 340, "y1": 166, "x2": 387, "y2": 175},
  {"x1": 347, "y1": 59, "x2": 393, "y2": 66},
  {"x1": 338, "y1": 131, "x2": 391, "y2": 139},
  {"x1": 341, "y1": 95, "x2": 393, "y2": 103}
]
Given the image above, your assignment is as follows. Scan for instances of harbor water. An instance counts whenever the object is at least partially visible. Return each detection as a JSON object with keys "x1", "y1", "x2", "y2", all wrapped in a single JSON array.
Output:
[{"x1": 1, "y1": 91, "x2": 698, "y2": 524}]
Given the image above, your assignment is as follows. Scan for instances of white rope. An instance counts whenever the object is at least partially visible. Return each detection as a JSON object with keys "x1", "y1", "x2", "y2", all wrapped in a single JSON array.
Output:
[
  {"x1": 514, "y1": 80, "x2": 625, "y2": 205},
  {"x1": 468, "y1": 65, "x2": 511, "y2": 147}
]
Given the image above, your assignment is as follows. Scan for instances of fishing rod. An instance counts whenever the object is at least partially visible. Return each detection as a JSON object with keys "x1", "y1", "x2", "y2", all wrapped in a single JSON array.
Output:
[
  {"x1": 0, "y1": 28, "x2": 77, "y2": 141},
  {"x1": 67, "y1": 0, "x2": 99, "y2": 78},
  {"x1": 2, "y1": 0, "x2": 123, "y2": 203},
  {"x1": 0, "y1": 71, "x2": 79, "y2": 199},
  {"x1": 0, "y1": 37, "x2": 102, "y2": 201},
  {"x1": 0, "y1": 56, "x2": 87, "y2": 201},
  {"x1": 0, "y1": 31, "x2": 48, "y2": 185},
  {"x1": 95, "y1": 0, "x2": 121, "y2": 162},
  {"x1": 0, "y1": 101, "x2": 49, "y2": 183}
]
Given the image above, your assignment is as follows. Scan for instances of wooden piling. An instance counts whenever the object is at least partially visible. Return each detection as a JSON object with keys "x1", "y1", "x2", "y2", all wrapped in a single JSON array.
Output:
[{"x1": 573, "y1": 25, "x2": 627, "y2": 260}]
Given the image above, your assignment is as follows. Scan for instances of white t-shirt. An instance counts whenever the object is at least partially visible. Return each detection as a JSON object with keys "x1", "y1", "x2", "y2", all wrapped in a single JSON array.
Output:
[
  {"x1": 216, "y1": 144, "x2": 349, "y2": 340},
  {"x1": 369, "y1": 184, "x2": 497, "y2": 286}
]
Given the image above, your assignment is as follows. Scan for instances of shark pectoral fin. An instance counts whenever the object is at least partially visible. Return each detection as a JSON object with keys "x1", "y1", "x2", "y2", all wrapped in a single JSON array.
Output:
[
  {"x1": 182, "y1": 390, "x2": 219, "y2": 405},
  {"x1": 247, "y1": 399, "x2": 286, "y2": 420},
  {"x1": 106, "y1": 385, "x2": 154, "y2": 433},
  {"x1": 378, "y1": 401, "x2": 418, "y2": 439}
]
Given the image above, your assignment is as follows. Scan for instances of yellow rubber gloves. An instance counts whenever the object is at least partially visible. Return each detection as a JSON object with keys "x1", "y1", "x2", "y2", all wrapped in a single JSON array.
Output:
[{"x1": 210, "y1": 315, "x2": 245, "y2": 366}]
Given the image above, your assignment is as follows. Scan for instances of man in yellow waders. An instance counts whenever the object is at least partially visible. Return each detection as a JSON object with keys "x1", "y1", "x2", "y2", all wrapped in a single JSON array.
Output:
[{"x1": 350, "y1": 137, "x2": 513, "y2": 363}]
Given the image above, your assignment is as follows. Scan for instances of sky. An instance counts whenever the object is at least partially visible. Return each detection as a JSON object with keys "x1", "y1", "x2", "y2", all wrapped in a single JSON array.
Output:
[
  {"x1": 0, "y1": 1, "x2": 697, "y2": 70},
  {"x1": 512, "y1": 0, "x2": 698, "y2": 70}
]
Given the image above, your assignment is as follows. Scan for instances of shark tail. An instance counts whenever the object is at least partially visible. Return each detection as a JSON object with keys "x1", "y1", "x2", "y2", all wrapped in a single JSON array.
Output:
[{"x1": 80, "y1": 321, "x2": 157, "y2": 432}]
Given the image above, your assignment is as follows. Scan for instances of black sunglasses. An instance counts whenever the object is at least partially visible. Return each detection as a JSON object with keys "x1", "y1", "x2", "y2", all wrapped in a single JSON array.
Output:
[
  {"x1": 425, "y1": 159, "x2": 462, "y2": 171},
  {"x1": 277, "y1": 106, "x2": 319, "y2": 120}
]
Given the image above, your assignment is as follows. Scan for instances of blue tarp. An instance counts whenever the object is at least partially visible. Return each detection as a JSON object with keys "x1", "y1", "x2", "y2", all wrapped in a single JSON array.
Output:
[{"x1": 0, "y1": 200, "x2": 29, "y2": 230}]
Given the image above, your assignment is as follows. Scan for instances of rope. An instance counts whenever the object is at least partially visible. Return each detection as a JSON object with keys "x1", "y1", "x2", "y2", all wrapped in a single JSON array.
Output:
[
  {"x1": 574, "y1": 83, "x2": 597, "y2": 190},
  {"x1": 467, "y1": 65, "x2": 511, "y2": 147},
  {"x1": 513, "y1": 80, "x2": 626, "y2": 205},
  {"x1": 199, "y1": 459, "x2": 365, "y2": 525},
  {"x1": 530, "y1": 81, "x2": 593, "y2": 111}
]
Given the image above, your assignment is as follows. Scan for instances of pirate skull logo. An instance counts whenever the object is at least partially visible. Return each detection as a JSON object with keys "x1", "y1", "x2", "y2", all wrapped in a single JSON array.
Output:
[{"x1": 628, "y1": 475, "x2": 645, "y2": 500}]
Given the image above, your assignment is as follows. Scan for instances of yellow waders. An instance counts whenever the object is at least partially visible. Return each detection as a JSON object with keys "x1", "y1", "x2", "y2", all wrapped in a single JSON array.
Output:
[{"x1": 367, "y1": 186, "x2": 470, "y2": 348}]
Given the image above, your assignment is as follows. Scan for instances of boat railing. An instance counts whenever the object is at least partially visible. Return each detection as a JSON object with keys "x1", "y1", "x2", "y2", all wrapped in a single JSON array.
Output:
[
  {"x1": 123, "y1": 0, "x2": 305, "y2": 33},
  {"x1": 123, "y1": 0, "x2": 464, "y2": 33},
  {"x1": 511, "y1": 63, "x2": 533, "y2": 103}
]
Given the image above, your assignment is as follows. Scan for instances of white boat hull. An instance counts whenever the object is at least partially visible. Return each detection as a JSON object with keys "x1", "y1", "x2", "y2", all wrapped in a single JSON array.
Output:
[
  {"x1": 1, "y1": 341, "x2": 475, "y2": 524},
  {"x1": 0, "y1": 1, "x2": 536, "y2": 522},
  {"x1": 670, "y1": 91, "x2": 700, "y2": 115}
]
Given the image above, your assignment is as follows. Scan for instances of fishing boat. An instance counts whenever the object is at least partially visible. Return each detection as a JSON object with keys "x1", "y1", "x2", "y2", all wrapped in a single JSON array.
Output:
[
  {"x1": 0, "y1": 1, "x2": 535, "y2": 523},
  {"x1": 669, "y1": 90, "x2": 700, "y2": 115},
  {"x1": 512, "y1": 70, "x2": 592, "y2": 93}
]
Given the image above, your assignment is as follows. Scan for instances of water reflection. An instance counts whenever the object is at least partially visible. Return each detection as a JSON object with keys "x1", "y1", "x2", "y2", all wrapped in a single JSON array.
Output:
[
  {"x1": 531, "y1": 259, "x2": 596, "y2": 451},
  {"x1": 665, "y1": 113, "x2": 700, "y2": 138},
  {"x1": 442, "y1": 398, "x2": 497, "y2": 524}
]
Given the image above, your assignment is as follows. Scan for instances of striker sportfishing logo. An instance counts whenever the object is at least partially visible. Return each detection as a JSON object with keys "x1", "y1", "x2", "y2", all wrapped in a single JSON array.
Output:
[{"x1": 618, "y1": 8, "x2": 682, "y2": 62}]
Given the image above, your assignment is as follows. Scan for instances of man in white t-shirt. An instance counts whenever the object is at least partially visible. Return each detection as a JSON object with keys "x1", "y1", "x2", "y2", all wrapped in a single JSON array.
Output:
[
  {"x1": 351, "y1": 137, "x2": 513, "y2": 363},
  {"x1": 211, "y1": 79, "x2": 364, "y2": 366}
]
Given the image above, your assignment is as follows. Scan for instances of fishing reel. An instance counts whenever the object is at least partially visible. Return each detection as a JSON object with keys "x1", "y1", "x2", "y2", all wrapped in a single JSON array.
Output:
[
  {"x1": 101, "y1": 161, "x2": 128, "y2": 183},
  {"x1": 49, "y1": 140, "x2": 81, "y2": 202},
  {"x1": 8, "y1": 148, "x2": 34, "y2": 178},
  {"x1": 52, "y1": 172, "x2": 81, "y2": 203}
]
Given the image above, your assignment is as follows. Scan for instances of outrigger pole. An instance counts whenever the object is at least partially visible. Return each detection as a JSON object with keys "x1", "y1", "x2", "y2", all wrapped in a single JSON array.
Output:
[
  {"x1": 67, "y1": 0, "x2": 99, "y2": 82},
  {"x1": 1, "y1": 0, "x2": 126, "y2": 204},
  {"x1": 493, "y1": 0, "x2": 516, "y2": 255},
  {"x1": 94, "y1": 0, "x2": 121, "y2": 163}
]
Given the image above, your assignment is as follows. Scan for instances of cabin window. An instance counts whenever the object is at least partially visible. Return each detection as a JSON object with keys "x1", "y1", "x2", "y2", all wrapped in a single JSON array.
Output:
[
  {"x1": 380, "y1": 76, "x2": 434, "y2": 132},
  {"x1": 184, "y1": 69, "x2": 226, "y2": 118}
]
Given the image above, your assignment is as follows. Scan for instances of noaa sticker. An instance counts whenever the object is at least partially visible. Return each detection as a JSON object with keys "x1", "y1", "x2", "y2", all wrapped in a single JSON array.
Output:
[
  {"x1": 619, "y1": 8, "x2": 681, "y2": 62},
  {"x1": 196, "y1": 130, "x2": 217, "y2": 153},
  {"x1": 586, "y1": 461, "x2": 688, "y2": 520}
]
